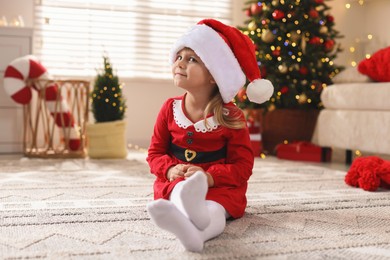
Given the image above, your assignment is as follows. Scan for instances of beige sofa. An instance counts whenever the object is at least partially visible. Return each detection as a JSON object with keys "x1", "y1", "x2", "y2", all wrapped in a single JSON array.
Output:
[{"x1": 315, "y1": 81, "x2": 390, "y2": 163}]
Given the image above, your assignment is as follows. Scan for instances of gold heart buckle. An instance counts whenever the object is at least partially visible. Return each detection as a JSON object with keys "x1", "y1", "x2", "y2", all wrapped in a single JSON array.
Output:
[{"x1": 184, "y1": 149, "x2": 197, "y2": 162}]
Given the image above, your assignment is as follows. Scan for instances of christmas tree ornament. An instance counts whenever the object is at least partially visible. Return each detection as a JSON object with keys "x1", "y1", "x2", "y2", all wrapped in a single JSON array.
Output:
[
  {"x1": 251, "y1": 3, "x2": 263, "y2": 16},
  {"x1": 280, "y1": 86, "x2": 289, "y2": 94},
  {"x1": 248, "y1": 20, "x2": 257, "y2": 31},
  {"x1": 272, "y1": 10, "x2": 285, "y2": 20},
  {"x1": 261, "y1": 29, "x2": 275, "y2": 43},
  {"x1": 299, "y1": 66, "x2": 309, "y2": 75},
  {"x1": 236, "y1": 87, "x2": 247, "y2": 102},
  {"x1": 289, "y1": 31, "x2": 301, "y2": 42},
  {"x1": 309, "y1": 9, "x2": 319, "y2": 19},
  {"x1": 309, "y1": 36, "x2": 322, "y2": 45},
  {"x1": 272, "y1": 49, "x2": 281, "y2": 56},
  {"x1": 324, "y1": 39, "x2": 335, "y2": 52},
  {"x1": 278, "y1": 64, "x2": 288, "y2": 74},
  {"x1": 301, "y1": 36, "x2": 307, "y2": 54},
  {"x1": 326, "y1": 15, "x2": 335, "y2": 23},
  {"x1": 319, "y1": 26, "x2": 328, "y2": 34},
  {"x1": 298, "y1": 93, "x2": 308, "y2": 104},
  {"x1": 245, "y1": 8, "x2": 251, "y2": 17}
]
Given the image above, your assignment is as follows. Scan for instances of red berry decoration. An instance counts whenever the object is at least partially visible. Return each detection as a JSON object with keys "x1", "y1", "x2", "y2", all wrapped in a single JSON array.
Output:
[{"x1": 315, "y1": 0, "x2": 324, "y2": 3}]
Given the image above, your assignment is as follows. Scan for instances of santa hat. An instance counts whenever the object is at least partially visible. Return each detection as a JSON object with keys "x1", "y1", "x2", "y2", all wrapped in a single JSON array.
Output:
[{"x1": 170, "y1": 19, "x2": 274, "y2": 104}]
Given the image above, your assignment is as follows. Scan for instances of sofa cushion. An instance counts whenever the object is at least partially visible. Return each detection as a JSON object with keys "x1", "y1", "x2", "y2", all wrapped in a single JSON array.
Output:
[
  {"x1": 332, "y1": 67, "x2": 371, "y2": 84},
  {"x1": 321, "y1": 82, "x2": 390, "y2": 110}
]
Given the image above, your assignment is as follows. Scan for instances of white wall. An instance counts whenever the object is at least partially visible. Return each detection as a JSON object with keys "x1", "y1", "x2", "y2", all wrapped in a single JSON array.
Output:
[
  {"x1": 329, "y1": 0, "x2": 390, "y2": 66},
  {"x1": 1, "y1": 0, "x2": 390, "y2": 149}
]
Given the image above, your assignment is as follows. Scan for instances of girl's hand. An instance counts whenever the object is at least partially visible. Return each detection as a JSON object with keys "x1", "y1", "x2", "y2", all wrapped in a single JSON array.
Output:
[
  {"x1": 182, "y1": 165, "x2": 204, "y2": 178},
  {"x1": 183, "y1": 165, "x2": 214, "y2": 187},
  {"x1": 167, "y1": 164, "x2": 186, "y2": 181}
]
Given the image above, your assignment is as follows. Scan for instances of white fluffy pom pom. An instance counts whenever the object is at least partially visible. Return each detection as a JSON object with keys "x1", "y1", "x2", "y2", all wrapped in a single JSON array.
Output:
[{"x1": 246, "y1": 79, "x2": 274, "y2": 104}]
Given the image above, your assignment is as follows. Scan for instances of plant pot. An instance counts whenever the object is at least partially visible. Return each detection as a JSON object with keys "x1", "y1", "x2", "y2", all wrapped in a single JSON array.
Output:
[
  {"x1": 259, "y1": 109, "x2": 320, "y2": 155},
  {"x1": 86, "y1": 120, "x2": 128, "y2": 159}
]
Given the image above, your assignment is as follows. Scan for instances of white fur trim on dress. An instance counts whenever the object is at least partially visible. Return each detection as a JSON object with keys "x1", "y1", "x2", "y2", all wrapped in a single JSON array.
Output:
[
  {"x1": 172, "y1": 99, "x2": 220, "y2": 133},
  {"x1": 170, "y1": 24, "x2": 246, "y2": 104}
]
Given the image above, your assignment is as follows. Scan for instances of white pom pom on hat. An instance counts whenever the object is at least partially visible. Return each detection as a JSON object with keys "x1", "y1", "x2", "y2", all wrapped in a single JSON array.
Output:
[{"x1": 170, "y1": 18, "x2": 273, "y2": 104}]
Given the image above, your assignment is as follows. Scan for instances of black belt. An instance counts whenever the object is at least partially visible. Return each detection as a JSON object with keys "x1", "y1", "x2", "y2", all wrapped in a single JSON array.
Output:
[{"x1": 170, "y1": 143, "x2": 226, "y2": 163}]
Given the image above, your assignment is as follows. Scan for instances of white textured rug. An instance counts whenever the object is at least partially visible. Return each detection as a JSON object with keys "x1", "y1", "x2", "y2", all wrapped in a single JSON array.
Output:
[{"x1": 1, "y1": 154, "x2": 390, "y2": 259}]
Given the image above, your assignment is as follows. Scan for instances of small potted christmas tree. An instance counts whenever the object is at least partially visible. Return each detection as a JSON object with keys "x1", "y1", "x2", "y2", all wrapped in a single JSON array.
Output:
[{"x1": 86, "y1": 56, "x2": 128, "y2": 158}]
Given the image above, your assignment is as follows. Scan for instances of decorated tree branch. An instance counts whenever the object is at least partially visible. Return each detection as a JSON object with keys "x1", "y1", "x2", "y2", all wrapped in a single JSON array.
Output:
[{"x1": 236, "y1": 0, "x2": 344, "y2": 110}]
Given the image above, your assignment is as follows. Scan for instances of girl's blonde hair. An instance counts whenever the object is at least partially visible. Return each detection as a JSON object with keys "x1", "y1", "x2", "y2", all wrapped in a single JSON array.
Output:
[{"x1": 204, "y1": 88, "x2": 246, "y2": 129}]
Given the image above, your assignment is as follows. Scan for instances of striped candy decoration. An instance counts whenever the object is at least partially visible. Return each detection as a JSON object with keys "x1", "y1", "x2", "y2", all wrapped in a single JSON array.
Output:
[{"x1": 3, "y1": 55, "x2": 80, "y2": 151}]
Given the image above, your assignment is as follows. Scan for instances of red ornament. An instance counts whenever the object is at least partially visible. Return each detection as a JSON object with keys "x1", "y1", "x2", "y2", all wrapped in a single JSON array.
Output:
[
  {"x1": 237, "y1": 87, "x2": 247, "y2": 102},
  {"x1": 315, "y1": 0, "x2": 324, "y2": 3},
  {"x1": 245, "y1": 8, "x2": 252, "y2": 17},
  {"x1": 324, "y1": 39, "x2": 335, "y2": 52},
  {"x1": 280, "y1": 86, "x2": 289, "y2": 94},
  {"x1": 309, "y1": 36, "x2": 322, "y2": 45},
  {"x1": 309, "y1": 9, "x2": 319, "y2": 19},
  {"x1": 272, "y1": 49, "x2": 281, "y2": 56},
  {"x1": 299, "y1": 66, "x2": 309, "y2": 75},
  {"x1": 260, "y1": 66, "x2": 267, "y2": 78},
  {"x1": 251, "y1": 3, "x2": 263, "y2": 15},
  {"x1": 272, "y1": 10, "x2": 285, "y2": 20},
  {"x1": 326, "y1": 15, "x2": 335, "y2": 23}
]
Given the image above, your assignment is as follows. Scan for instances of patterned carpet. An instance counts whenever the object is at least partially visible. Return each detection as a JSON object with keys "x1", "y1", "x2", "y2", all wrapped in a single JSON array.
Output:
[{"x1": 1, "y1": 153, "x2": 390, "y2": 259}]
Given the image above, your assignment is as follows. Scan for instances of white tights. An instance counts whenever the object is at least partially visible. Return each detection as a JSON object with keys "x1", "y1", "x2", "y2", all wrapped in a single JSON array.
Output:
[{"x1": 146, "y1": 171, "x2": 228, "y2": 252}]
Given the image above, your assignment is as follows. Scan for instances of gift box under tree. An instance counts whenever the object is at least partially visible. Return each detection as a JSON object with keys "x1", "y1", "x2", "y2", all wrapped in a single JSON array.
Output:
[{"x1": 276, "y1": 141, "x2": 332, "y2": 162}]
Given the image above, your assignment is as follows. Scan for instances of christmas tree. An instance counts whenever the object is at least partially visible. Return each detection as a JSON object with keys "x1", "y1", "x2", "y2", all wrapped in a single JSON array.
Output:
[
  {"x1": 236, "y1": 0, "x2": 343, "y2": 110},
  {"x1": 91, "y1": 56, "x2": 126, "y2": 122}
]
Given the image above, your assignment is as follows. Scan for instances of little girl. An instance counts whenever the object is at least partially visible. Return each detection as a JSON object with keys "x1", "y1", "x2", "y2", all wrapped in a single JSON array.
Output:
[{"x1": 146, "y1": 19, "x2": 273, "y2": 252}]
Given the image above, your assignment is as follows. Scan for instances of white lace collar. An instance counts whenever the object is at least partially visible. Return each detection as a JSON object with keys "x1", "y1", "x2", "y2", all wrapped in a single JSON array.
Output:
[{"x1": 172, "y1": 99, "x2": 220, "y2": 133}]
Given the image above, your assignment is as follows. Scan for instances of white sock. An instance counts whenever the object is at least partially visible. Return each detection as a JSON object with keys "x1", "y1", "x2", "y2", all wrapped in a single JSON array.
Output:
[
  {"x1": 146, "y1": 199, "x2": 204, "y2": 252},
  {"x1": 170, "y1": 171, "x2": 210, "y2": 230}
]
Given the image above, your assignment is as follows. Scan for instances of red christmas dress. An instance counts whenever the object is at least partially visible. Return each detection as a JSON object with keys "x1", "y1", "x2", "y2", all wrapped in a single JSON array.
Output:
[{"x1": 147, "y1": 95, "x2": 254, "y2": 218}]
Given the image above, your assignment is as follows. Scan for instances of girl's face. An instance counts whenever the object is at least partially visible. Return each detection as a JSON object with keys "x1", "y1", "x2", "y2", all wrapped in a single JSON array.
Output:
[{"x1": 172, "y1": 48, "x2": 216, "y2": 94}]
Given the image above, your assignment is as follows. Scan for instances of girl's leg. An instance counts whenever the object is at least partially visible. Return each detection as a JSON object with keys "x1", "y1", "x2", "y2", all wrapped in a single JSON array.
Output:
[
  {"x1": 146, "y1": 199, "x2": 204, "y2": 252},
  {"x1": 146, "y1": 199, "x2": 227, "y2": 252},
  {"x1": 199, "y1": 200, "x2": 227, "y2": 242},
  {"x1": 169, "y1": 171, "x2": 210, "y2": 230}
]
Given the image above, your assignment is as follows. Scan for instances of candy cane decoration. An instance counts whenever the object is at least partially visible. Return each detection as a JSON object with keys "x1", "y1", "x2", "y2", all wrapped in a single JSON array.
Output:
[{"x1": 3, "y1": 55, "x2": 81, "y2": 151}]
